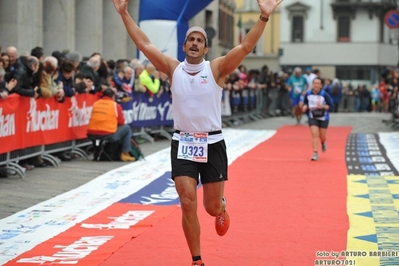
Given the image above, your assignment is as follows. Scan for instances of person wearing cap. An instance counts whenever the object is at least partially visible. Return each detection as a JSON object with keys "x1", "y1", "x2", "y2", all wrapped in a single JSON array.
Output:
[{"x1": 111, "y1": 0, "x2": 282, "y2": 265}]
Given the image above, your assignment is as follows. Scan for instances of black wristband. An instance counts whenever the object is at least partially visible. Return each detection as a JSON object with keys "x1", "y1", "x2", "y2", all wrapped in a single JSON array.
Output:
[{"x1": 260, "y1": 15, "x2": 269, "y2": 22}]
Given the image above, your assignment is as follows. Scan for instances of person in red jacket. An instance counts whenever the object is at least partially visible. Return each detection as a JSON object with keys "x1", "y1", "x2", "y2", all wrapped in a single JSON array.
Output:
[{"x1": 87, "y1": 88, "x2": 135, "y2": 162}]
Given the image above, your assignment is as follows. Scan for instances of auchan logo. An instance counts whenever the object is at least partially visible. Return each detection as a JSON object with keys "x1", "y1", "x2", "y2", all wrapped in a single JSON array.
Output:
[
  {"x1": 67, "y1": 97, "x2": 92, "y2": 128},
  {"x1": 26, "y1": 98, "x2": 59, "y2": 132},
  {"x1": 0, "y1": 108, "x2": 15, "y2": 137},
  {"x1": 16, "y1": 236, "x2": 113, "y2": 264}
]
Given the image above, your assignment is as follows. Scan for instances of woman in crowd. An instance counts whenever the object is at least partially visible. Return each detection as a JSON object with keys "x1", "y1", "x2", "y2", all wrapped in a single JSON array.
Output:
[
  {"x1": 32, "y1": 56, "x2": 64, "y2": 101},
  {"x1": 0, "y1": 57, "x2": 5, "y2": 82},
  {"x1": 1, "y1": 53, "x2": 11, "y2": 73}
]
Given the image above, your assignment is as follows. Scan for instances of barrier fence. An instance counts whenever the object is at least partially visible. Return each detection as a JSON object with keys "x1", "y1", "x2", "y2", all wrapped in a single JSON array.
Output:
[
  {"x1": 0, "y1": 87, "x2": 372, "y2": 178},
  {"x1": 0, "y1": 91, "x2": 177, "y2": 178},
  {"x1": 0, "y1": 94, "x2": 98, "y2": 178}
]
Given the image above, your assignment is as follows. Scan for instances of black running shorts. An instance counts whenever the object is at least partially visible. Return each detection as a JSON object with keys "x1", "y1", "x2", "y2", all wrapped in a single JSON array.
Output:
[
  {"x1": 308, "y1": 118, "x2": 329, "y2": 129},
  {"x1": 171, "y1": 139, "x2": 228, "y2": 184}
]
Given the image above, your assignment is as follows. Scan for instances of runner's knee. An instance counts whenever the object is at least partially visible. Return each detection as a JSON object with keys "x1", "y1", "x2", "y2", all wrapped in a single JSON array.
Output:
[{"x1": 204, "y1": 200, "x2": 222, "y2": 217}]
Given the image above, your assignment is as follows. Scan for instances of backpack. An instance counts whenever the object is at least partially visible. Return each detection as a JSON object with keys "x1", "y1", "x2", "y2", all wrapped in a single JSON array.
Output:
[{"x1": 129, "y1": 137, "x2": 145, "y2": 161}]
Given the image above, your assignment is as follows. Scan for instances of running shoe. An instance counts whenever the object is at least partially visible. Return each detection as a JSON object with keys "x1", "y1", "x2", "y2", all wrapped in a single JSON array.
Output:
[
  {"x1": 311, "y1": 152, "x2": 319, "y2": 161},
  {"x1": 322, "y1": 142, "x2": 327, "y2": 152},
  {"x1": 191, "y1": 260, "x2": 204, "y2": 266},
  {"x1": 215, "y1": 197, "x2": 230, "y2": 236}
]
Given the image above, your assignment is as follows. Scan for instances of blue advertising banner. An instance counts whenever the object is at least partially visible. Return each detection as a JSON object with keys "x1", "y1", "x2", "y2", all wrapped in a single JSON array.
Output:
[
  {"x1": 119, "y1": 172, "x2": 181, "y2": 206},
  {"x1": 121, "y1": 92, "x2": 173, "y2": 128}
]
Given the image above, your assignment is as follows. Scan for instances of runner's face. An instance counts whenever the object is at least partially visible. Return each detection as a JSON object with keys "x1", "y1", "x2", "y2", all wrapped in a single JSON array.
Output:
[
  {"x1": 184, "y1": 32, "x2": 208, "y2": 59},
  {"x1": 313, "y1": 79, "x2": 322, "y2": 92}
]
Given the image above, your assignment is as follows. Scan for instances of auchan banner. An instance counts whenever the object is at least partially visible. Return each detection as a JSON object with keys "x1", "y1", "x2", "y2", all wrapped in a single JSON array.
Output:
[{"x1": 0, "y1": 93, "x2": 98, "y2": 154}]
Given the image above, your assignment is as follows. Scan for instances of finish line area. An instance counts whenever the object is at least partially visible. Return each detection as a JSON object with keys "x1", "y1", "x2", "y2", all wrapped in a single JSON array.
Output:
[{"x1": 1, "y1": 127, "x2": 399, "y2": 265}]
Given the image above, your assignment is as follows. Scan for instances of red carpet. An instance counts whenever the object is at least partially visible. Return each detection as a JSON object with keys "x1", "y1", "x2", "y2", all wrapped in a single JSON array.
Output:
[{"x1": 100, "y1": 125, "x2": 351, "y2": 266}]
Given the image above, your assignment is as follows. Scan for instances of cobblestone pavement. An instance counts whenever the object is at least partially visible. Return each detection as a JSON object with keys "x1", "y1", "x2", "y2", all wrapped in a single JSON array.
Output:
[{"x1": 0, "y1": 112, "x2": 396, "y2": 219}]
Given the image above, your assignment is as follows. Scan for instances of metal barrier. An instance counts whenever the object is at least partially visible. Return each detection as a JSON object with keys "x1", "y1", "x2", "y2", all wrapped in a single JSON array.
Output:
[
  {"x1": 0, "y1": 94, "x2": 100, "y2": 178},
  {"x1": 2, "y1": 91, "x2": 383, "y2": 179},
  {"x1": 0, "y1": 139, "x2": 92, "y2": 179},
  {"x1": 221, "y1": 88, "x2": 375, "y2": 126},
  {"x1": 222, "y1": 87, "x2": 293, "y2": 126}
]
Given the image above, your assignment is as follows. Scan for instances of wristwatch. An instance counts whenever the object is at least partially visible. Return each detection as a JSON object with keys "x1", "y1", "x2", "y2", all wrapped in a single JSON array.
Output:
[{"x1": 260, "y1": 15, "x2": 269, "y2": 22}]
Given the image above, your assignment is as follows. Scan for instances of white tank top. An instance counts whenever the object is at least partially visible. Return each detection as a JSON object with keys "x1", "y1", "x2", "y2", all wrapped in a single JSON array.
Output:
[{"x1": 171, "y1": 60, "x2": 223, "y2": 143}]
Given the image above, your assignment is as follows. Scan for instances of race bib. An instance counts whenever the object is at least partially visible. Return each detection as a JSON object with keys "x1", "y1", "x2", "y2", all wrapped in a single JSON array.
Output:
[
  {"x1": 177, "y1": 132, "x2": 208, "y2": 163},
  {"x1": 294, "y1": 86, "x2": 302, "y2": 94}
]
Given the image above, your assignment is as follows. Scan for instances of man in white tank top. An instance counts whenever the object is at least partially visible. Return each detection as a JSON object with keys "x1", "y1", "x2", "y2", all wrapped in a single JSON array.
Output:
[{"x1": 112, "y1": 1, "x2": 282, "y2": 265}]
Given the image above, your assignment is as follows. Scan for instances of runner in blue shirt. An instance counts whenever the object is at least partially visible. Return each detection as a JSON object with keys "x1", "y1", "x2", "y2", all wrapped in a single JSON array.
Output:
[{"x1": 301, "y1": 77, "x2": 334, "y2": 161}]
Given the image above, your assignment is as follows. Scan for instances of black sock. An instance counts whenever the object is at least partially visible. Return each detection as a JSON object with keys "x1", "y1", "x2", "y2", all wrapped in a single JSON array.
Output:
[{"x1": 192, "y1": 256, "x2": 202, "y2": 262}]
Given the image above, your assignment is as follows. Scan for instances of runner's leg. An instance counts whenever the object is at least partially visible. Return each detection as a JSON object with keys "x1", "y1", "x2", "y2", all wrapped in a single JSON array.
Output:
[
  {"x1": 174, "y1": 176, "x2": 201, "y2": 257},
  {"x1": 310, "y1": 125, "x2": 320, "y2": 152}
]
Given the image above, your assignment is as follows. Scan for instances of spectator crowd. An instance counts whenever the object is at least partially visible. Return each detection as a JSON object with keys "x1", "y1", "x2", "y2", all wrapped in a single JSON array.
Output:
[
  {"x1": 0, "y1": 45, "x2": 167, "y2": 174},
  {"x1": 1, "y1": 44, "x2": 398, "y2": 174},
  {"x1": 222, "y1": 64, "x2": 398, "y2": 118}
]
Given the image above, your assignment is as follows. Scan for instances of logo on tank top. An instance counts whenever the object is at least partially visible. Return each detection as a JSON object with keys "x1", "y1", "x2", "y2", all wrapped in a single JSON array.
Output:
[{"x1": 201, "y1": 76, "x2": 208, "y2": 84}]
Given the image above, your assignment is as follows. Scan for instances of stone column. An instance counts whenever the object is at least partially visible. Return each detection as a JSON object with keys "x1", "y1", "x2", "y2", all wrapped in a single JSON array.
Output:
[
  {"x1": 0, "y1": 0, "x2": 43, "y2": 56},
  {"x1": 126, "y1": 0, "x2": 139, "y2": 60},
  {"x1": 102, "y1": 0, "x2": 128, "y2": 61},
  {"x1": 43, "y1": 0, "x2": 75, "y2": 57},
  {"x1": 75, "y1": 0, "x2": 102, "y2": 58}
]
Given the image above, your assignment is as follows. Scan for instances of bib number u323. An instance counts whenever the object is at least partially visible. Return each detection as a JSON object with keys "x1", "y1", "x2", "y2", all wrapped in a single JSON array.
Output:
[{"x1": 177, "y1": 132, "x2": 208, "y2": 163}]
